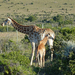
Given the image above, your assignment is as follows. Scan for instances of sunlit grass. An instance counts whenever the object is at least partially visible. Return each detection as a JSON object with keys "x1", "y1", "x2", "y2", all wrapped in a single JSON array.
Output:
[{"x1": 0, "y1": 0, "x2": 75, "y2": 19}]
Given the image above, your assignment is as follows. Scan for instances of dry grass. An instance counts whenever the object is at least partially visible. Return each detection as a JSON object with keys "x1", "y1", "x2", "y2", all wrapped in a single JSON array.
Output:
[
  {"x1": 0, "y1": 0, "x2": 75, "y2": 19},
  {"x1": 0, "y1": 32, "x2": 25, "y2": 42}
]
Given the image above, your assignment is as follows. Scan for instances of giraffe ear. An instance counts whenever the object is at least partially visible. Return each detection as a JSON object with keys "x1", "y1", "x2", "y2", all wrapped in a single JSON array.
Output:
[
  {"x1": 8, "y1": 17, "x2": 11, "y2": 19},
  {"x1": 43, "y1": 30, "x2": 46, "y2": 33},
  {"x1": 8, "y1": 17, "x2": 10, "y2": 18},
  {"x1": 48, "y1": 33, "x2": 50, "y2": 35},
  {"x1": 46, "y1": 33, "x2": 50, "y2": 37}
]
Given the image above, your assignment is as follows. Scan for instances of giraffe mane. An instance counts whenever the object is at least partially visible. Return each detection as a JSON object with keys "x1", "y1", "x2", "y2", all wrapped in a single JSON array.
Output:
[
  {"x1": 8, "y1": 17, "x2": 36, "y2": 27},
  {"x1": 8, "y1": 17, "x2": 23, "y2": 26}
]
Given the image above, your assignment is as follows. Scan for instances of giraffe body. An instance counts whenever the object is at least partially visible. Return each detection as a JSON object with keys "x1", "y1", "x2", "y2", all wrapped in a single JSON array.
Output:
[
  {"x1": 1, "y1": 17, "x2": 55, "y2": 65},
  {"x1": 36, "y1": 33, "x2": 51, "y2": 67}
]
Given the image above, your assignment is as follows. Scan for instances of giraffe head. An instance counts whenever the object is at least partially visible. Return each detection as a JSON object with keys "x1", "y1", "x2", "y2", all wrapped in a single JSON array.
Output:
[
  {"x1": 45, "y1": 33, "x2": 50, "y2": 38},
  {"x1": 1, "y1": 17, "x2": 12, "y2": 26},
  {"x1": 44, "y1": 29, "x2": 55, "y2": 49},
  {"x1": 45, "y1": 33, "x2": 54, "y2": 40}
]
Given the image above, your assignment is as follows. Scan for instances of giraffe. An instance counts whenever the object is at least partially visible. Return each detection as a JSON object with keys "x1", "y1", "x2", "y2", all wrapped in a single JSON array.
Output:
[
  {"x1": 1, "y1": 19, "x2": 11, "y2": 26},
  {"x1": 1, "y1": 17, "x2": 55, "y2": 65},
  {"x1": 36, "y1": 33, "x2": 53, "y2": 67}
]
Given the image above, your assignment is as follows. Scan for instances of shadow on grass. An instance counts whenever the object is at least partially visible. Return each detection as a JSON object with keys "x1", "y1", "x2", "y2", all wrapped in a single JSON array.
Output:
[{"x1": 0, "y1": 61, "x2": 11, "y2": 75}]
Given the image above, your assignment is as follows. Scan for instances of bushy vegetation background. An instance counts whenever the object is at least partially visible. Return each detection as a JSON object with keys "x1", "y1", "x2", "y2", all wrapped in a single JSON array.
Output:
[{"x1": 0, "y1": 13, "x2": 75, "y2": 75}]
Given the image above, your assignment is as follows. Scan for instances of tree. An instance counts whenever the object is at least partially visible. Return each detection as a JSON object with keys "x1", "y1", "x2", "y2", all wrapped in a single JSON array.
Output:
[
  {"x1": 53, "y1": 14, "x2": 63, "y2": 22},
  {"x1": 26, "y1": 15, "x2": 37, "y2": 22}
]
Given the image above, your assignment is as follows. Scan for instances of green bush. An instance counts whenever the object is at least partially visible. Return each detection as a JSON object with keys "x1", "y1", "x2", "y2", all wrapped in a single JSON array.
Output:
[
  {"x1": 3, "y1": 51, "x2": 30, "y2": 66},
  {"x1": 60, "y1": 27, "x2": 75, "y2": 35},
  {"x1": 71, "y1": 27, "x2": 75, "y2": 33},
  {"x1": 0, "y1": 50, "x2": 36, "y2": 75},
  {"x1": 0, "y1": 26, "x2": 16, "y2": 32},
  {"x1": 61, "y1": 27, "x2": 72, "y2": 34},
  {"x1": 0, "y1": 26, "x2": 6, "y2": 32},
  {"x1": 43, "y1": 51, "x2": 75, "y2": 75},
  {"x1": 36, "y1": 24, "x2": 42, "y2": 28},
  {"x1": 0, "y1": 39, "x2": 19, "y2": 52},
  {"x1": 69, "y1": 52, "x2": 75, "y2": 75},
  {"x1": 52, "y1": 14, "x2": 73, "y2": 25},
  {"x1": 26, "y1": 15, "x2": 37, "y2": 22},
  {"x1": 69, "y1": 60, "x2": 75, "y2": 75},
  {"x1": 59, "y1": 20, "x2": 73, "y2": 25},
  {"x1": 21, "y1": 35, "x2": 30, "y2": 43},
  {"x1": 53, "y1": 14, "x2": 63, "y2": 22},
  {"x1": 44, "y1": 60, "x2": 62, "y2": 75}
]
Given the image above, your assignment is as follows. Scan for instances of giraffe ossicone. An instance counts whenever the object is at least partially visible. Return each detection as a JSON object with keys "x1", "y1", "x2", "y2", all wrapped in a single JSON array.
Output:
[{"x1": 1, "y1": 17, "x2": 55, "y2": 66}]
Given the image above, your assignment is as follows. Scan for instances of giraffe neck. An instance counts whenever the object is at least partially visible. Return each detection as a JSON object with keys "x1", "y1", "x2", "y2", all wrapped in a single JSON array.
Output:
[
  {"x1": 40, "y1": 36, "x2": 48, "y2": 45},
  {"x1": 10, "y1": 18, "x2": 35, "y2": 34}
]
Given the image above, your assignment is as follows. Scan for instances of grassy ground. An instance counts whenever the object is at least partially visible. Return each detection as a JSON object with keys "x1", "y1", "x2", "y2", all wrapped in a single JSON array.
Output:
[
  {"x1": 0, "y1": 0, "x2": 75, "y2": 20},
  {"x1": 0, "y1": 32, "x2": 25, "y2": 42}
]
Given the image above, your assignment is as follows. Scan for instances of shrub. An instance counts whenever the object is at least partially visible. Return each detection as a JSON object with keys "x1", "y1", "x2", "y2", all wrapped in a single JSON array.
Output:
[
  {"x1": 62, "y1": 8, "x2": 65, "y2": 10},
  {"x1": 0, "y1": 50, "x2": 33, "y2": 75},
  {"x1": 4, "y1": 51, "x2": 30, "y2": 66},
  {"x1": 69, "y1": 52, "x2": 75, "y2": 75},
  {"x1": 36, "y1": 24, "x2": 42, "y2": 28},
  {"x1": 26, "y1": 15, "x2": 37, "y2": 22},
  {"x1": 42, "y1": 18, "x2": 47, "y2": 22},
  {"x1": 59, "y1": 20, "x2": 73, "y2": 25},
  {"x1": 31, "y1": 2, "x2": 33, "y2": 5},
  {"x1": 53, "y1": 14, "x2": 63, "y2": 22},
  {"x1": 0, "y1": 26, "x2": 16, "y2": 32},
  {"x1": 64, "y1": 3, "x2": 67, "y2": 5},
  {"x1": 11, "y1": 2, "x2": 14, "y2": 4},
  {"x1": 0, "y1": 26, "x2": 6, "y2": 32},
  {"x1": 49, "y1": 19, "x2": 55, "y2": 23},
  {"x1": 21, "y1": 35, "x2": 30, "y2": 43},
  {"x1": 71, "y1": 27, "x2": 75, "y2": 33},
  {"x1": 60, "y1": 27, "x2": 72, "y2": 34}
]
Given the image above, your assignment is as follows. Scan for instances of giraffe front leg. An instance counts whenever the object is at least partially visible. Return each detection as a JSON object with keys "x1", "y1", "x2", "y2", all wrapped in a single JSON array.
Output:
[
  {"x1": 30, "y1": 42, "x2": 35, "y2": 66},
  {"x1": 51, "y1": 48, "x2": 54, "y2": 61},
  {"x1": 47, "y1": 39, "x2": 54, "y2": 61},
  {"x1": 48, "y1": 45, "x2": 54, "y2": 61}
]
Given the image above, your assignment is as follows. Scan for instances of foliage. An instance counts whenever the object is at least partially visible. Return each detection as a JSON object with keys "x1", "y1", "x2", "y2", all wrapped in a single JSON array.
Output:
[
  {"x1": 69, "y1": 52, "x2": 75, "y2": 75},
  {"x1": 36, "y1": 24, "x2": 42, "y2": 28},
  {"x1": 58, "y1": 27, "x2": 75, "y2": 41},
  {"x1": 21, "y1": 35, "x2": 30, "y2": 43},
  {"x1": 2, "y1": 51, "x2": 30, "y2": 66},
  {"x1": 26, "y1": 15, "x2": 37, "y2": 22},
  {"x1": 53, "y1": 14, "x2": 64, "y2": 22},
  {"x1": 0, "y1": 14, "x2": 75, "y2": 75},
  {"x1": 49, "y1": 18, "x2": 55, "y2": 23},
  {"x1": 0, "y1": 50, "x2": 37, "y2": 75},
  {"x1": 59, "y1": 20, "x2": 73, "y2": 25},
  {"x1": 52, "y1": 14, "x2": 73, "y2": 25},
  {"x1": 38, "y1": 51, "x2": 75, "y2": 75},
  {"x1": 0, "y1": 39, "x2": 19, "y2": 52},
  {"x1": 42, "y1": 60, "x2": 62, "y2": 75},
  {"x1": 0, "y1": 26, "x2": 16, "y2": 32},
  {"x1": 60, "y1": 27, "x2": 75, "y2": 34}
]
